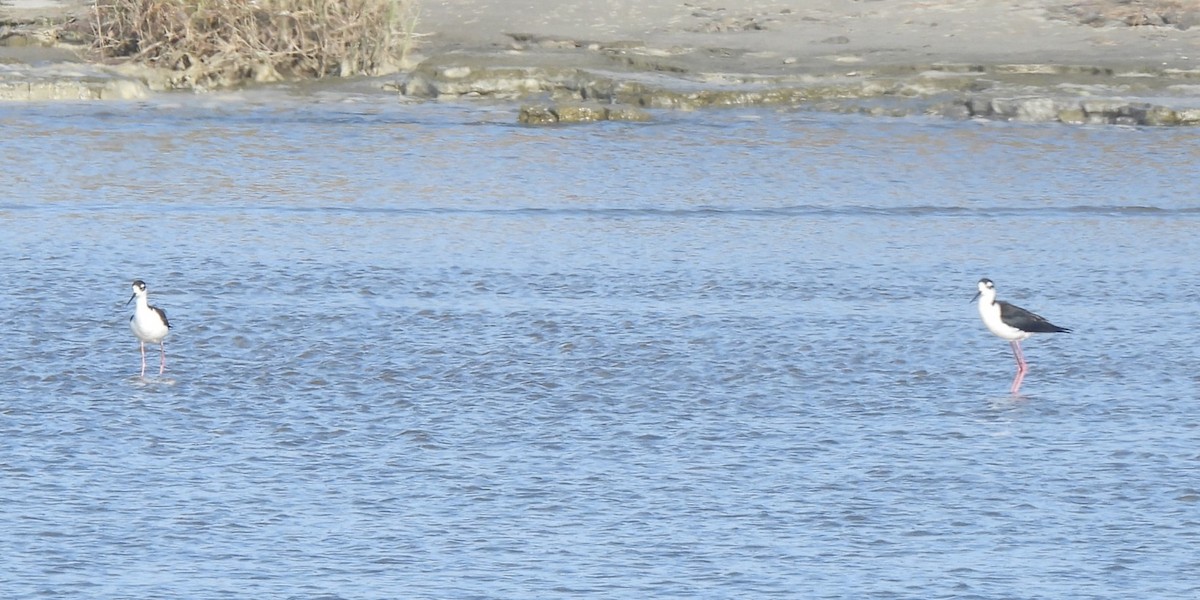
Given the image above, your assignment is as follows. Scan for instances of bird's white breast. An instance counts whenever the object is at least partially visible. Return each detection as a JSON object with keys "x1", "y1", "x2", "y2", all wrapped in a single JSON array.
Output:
[
  {"x1": 130, "y1": 304, "x2": 169, "y2": 343},
  {"x1": 977, "y1": 299, "x2": 1030, "y2": 342}
]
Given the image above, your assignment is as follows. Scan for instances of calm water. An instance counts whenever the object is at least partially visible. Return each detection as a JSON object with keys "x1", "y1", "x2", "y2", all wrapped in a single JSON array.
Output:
[{"x1": 1, "y1": 90, "x2": 1199, "y2": 599}]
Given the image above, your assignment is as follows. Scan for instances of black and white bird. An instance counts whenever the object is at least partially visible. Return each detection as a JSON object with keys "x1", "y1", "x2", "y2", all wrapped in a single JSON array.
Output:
[
  {"x1": 971, "y1": 278, "x2": 1070, "y2": 394},
  {"x1": 127, "y1": 279, "x2": 171, "y2": 377}
]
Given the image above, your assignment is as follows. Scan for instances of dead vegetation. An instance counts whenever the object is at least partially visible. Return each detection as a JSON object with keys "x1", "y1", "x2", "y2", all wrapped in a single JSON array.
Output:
[{"x1": 90, "y1": 0, "x2": 419, "y2": 89}]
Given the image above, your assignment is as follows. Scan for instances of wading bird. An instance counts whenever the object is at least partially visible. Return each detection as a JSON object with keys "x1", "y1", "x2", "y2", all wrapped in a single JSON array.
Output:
[
  {"x1": 972, "y1": 278, "x2": 1070, "y2": 394},
  {"x1": 127, "y1": 279, "x2": 171, "y2": 377}
]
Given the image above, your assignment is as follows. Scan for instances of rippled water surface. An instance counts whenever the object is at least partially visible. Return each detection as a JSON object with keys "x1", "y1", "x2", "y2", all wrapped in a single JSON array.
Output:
[{"x1": 2, "y1": 91, "x2": 1199, "y2": 599}]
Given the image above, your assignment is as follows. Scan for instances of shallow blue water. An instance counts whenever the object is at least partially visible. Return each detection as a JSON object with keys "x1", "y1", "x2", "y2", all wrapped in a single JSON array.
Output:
[{"x1": 1, "y1": 92, "x2": 1199, "y2": 599}]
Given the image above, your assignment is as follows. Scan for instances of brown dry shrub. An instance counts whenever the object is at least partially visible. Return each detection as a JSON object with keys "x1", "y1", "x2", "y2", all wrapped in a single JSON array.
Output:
[{"x1": 91, "y1": 0, "x2": 419, "y2": 89}]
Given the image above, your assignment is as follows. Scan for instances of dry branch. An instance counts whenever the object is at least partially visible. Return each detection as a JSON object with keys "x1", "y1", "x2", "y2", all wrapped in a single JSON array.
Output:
[{"x1": 91, "y1": 0, "x2": 418, "y2": 89}]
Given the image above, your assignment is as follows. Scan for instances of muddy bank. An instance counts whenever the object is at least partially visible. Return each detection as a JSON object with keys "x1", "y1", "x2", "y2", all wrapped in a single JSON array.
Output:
[
  {"x1": 3, "y1": 0, "x2": 1200, "y2": 125},
  {"x1": 399, "y1": 0, "x2": 1200, "y2": 124}
]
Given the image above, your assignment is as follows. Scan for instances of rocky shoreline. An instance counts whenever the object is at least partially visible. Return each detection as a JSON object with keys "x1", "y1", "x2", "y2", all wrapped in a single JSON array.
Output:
[
  {"x1": 3, "y1": 0, "x2": 1200, "y2": 125},
  {"x1": 393, "y1": 44, "x2": 1200, "y2": 125}
]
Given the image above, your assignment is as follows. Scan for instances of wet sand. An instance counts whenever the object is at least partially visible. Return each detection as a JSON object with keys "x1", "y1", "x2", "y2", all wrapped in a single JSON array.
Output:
[
  {"x1": 414, "y1": 0, "x2": 1200, "y2": 71},
  {"x1": 10, "y1": 0, "x2": 1194, "y2": 71}
]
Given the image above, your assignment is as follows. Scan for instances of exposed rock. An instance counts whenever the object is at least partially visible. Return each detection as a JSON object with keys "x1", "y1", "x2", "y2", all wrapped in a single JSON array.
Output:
[
  {"x1": 518, "y1": 103, "x2": 651, "y2": 125},
  {"x1": 951, "y1": 95, "x2": 1200, "y2": 126},
  {"x1": 1057, "y1": 106, "x2": 1087, "y2": 124},
  {"x1": 0, "y1": 63, "x2": 149, "y2": 100},
  {"x1": 553, "y1": 104, "x2": 609, "y2": 123},
  {"x1": 397, "y1": 52, "x2": 981, "y2": 108},
  {"x1": 605, "y1": 105, "x2": 654, "y2": 122},
  {"x1": 392, "y1": 50, "x2": 1200, "y2": 125},
  {"x1": 0, "y1": 30, "x2": 59, "y2": 48},
  {"x1": 517, "y1": 105, "x2": 558, "y2": 125}
]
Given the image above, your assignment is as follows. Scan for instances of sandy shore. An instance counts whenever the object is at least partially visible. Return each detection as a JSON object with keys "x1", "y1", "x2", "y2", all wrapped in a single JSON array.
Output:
[
  {"x1": 399, "y1": 0, "x2": 1200, "y2": 124},
  {"x1": 3, "y1": 0, "x2": 1199, "y2": 123},
  {"x1": 9, "y1": 0, "x2": 1192, "y2": 70},
  {"x1": 414, "y1": 0, "x2": 1200, "y2": 71}
]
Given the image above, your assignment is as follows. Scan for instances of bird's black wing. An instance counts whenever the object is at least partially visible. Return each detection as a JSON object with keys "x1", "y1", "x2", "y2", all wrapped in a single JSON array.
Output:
[
  {"x1": 152, "y1": 305, "x2": 171, "y2": 329},
  {"x1": 998, "y1": 301, "x2": 1070, "y2": 333}
]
